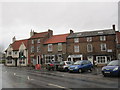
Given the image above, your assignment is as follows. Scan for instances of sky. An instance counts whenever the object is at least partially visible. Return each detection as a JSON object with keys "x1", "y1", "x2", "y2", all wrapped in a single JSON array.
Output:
[{"x1": 0, "y1": 0, "x2": 119, "y2": 52}]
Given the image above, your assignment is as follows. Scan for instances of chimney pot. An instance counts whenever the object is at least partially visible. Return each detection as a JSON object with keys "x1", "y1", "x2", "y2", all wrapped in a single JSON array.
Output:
[{"x1": 112, "y1": 24, "x2": 115, "y2": 30}]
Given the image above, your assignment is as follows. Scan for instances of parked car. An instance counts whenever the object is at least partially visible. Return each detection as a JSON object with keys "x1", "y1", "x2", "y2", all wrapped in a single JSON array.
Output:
[
  {"x1": 46, "y1": 61, "x2": 60, "y2": 71},
  {"x1": 102, "y1": 60, "x2": 120, "y2": 77},
  {"x1": 68, "y1": 60, "x2": 93, "y2": 73},
  {"x1": 58, "y1": 61, "x2": 74, "y2": 71}
]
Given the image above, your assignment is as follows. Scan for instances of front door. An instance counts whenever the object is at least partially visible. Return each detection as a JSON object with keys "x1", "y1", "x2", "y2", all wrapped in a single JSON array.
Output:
[
  {"x1": 37, "y1": 55, "x2": 40, "y2": 64},
  {"x1": 15, "y1": 59, "x2": 17, "y2": 67}
]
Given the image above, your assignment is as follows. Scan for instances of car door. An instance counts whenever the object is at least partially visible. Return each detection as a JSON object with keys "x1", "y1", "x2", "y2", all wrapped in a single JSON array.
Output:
[{"x1": 81, "y1": 61, "x2": 88, "y2": 71}]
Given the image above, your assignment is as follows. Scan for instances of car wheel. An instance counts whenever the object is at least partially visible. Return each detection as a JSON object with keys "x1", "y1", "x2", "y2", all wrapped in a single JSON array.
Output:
[
  {"x1": 78, "y1": 69, "x2": 82, "y2": 73},
  {"x1": 65, "y1": 68, "x2": 68, "y2": 72},
  {"x1": 103, "y1": 74, "x2": 107, "y2": 77},
  {"x1": 88, "y1": 68, "x2": 92, "y2": 72}
]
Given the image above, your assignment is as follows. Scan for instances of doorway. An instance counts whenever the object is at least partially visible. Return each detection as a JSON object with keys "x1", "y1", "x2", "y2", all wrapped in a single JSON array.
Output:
[{"x1": 15, "y1": 59, "x2": 17, "y2": 67}]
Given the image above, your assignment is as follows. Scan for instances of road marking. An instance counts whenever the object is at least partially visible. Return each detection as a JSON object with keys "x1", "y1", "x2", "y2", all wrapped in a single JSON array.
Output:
[
  {"x1": 48, "y1": 83, "x2": 66, "y2": 88},
  {"x1": 27, "y1": 76, "x2": 34, "y2": 80},
  {"x1": 14, "y1": 73, "x2": 16, "y2": 76}
]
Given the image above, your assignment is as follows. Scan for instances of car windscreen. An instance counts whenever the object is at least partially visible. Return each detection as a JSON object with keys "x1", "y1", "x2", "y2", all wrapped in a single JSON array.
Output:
[
  {"x1": 107, "y1": 60, "x2": 119, "y2": 66},
  {"x1": 66, "y1": 61, "x2": 72, "y2": 64},
  {"x1": 74, "y1": 61, "x2": 82, "y2": 65},
  {"x1": 60, "y1": 62, "x2": 64, "y2": 65}
]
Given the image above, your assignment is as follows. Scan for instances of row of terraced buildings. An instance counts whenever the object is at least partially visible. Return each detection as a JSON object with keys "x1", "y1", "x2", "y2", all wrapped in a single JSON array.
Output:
[{"x1": 5, "y1": 25, "x2": 120, "y2": 67}]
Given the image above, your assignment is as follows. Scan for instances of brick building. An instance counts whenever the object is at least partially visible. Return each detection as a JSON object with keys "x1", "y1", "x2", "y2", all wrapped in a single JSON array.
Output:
[
  {"x1": 43, "y1": 34, "x2": 69, "y2": 63},
  {"x1": 116, "y1": 31, "x2": 120, "y2": 60},
  {"x1": 66, "y1": 25, "x2": 116, "y2": 66},
  {"x1": 28, "y1": 30, "x2": 53, "y2": 66}
]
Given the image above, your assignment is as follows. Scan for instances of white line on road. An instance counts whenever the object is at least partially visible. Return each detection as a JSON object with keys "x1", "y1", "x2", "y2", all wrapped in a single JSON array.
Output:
[
  {"x1": 13, "y1": 73, "x2": 16, "y2": 76},
  {"x1": 48, "y1": 83, "x2": 66, "y2": 88},
  {"x1": 27, "y1": 76, "x2": 34, "y2": 80}
]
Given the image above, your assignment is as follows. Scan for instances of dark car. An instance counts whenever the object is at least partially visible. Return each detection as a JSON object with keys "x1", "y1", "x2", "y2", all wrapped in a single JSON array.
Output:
[
  {"x1": 58, "y1": 61, "x2": 73, "y2": 71},
  {"x1": 68, "y1": 60, "x2": 93, "y2": 73},
  {"x1": 46, "y1": 61, "x2": 60, "y2": 71},
  {"x1": 102, "y1": 60, "x2": 120, "y2": 77}
]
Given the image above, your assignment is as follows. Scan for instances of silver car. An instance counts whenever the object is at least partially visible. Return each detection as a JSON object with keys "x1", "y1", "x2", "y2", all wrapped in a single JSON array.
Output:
[{"x1": 58, "y1": 61, "x2": 73, "y2": 71}]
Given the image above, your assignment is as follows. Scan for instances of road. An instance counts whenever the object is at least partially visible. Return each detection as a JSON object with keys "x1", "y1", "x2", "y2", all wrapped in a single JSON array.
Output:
[{"x1": 1, "y1": 64, "x2": 120, "y2": 89}]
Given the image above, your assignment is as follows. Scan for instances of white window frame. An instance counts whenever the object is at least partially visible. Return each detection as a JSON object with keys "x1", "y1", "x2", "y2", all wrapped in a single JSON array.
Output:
[
  {"x1": 87, "y1": 37, "x2": 92, "y2": 42},
  {"x1": 58, "y1": 43, "x2": 62, "y2": 51},
  {"x1": 87, "y1": 44, "x2": 93, "y2": 52},
  {"x1": 31, "y1": 40, "x2": 34, "y2": 44},
  {"x1": 45, "y1": 55, "x2": 55, "y2": 64},
  {"x1": 37, "y1": 39, "x2": 40, "y2": 43},
  {"x1": 96, "y1": 56, "x2": 108, "y2": 64},
  {"x1": 100, "y1": 43, "x2": 107, "y2": 51},
  {"x1": 48, "y1": 44, "x2": 53, "y2": 52},
  {"x1": 74, "y1": 45, "x2": 79, "y2": 52},
  {"x1": 37, "y1": 45, "x2": 40, "y2": 52},
  {"x1": 100, "y1": 36, "x2": 106, "y2": 41},
  {"x1": 74, "y1": 38, "x2": 79, "y2": 43},
  {"x1": 31, "y1": 46, "x2": 34, "y2": 53}
]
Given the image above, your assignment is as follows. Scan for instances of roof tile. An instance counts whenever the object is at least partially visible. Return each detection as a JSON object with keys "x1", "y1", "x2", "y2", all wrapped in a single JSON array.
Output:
[{"x1": 44, "y1": 34, "x2": 69, "y2": 44}]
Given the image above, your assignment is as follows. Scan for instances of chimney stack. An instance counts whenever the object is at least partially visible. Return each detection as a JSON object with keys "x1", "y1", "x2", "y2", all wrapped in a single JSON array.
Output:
[
  {"x1": 112, "y1": 24, "x2": 115, "y2": 31},
  {"x1": 48, "y1": 29, "x2": 53, "y2": 37},
  {"x1": 12, "y1": 36, "x2": 16, "y2": 43},
  {"x1": 70, "y1": 30, "x2": 74, "y2": 34},
  {"x1": 30, "y1": 29, "x2": 35, "y2": 37}
]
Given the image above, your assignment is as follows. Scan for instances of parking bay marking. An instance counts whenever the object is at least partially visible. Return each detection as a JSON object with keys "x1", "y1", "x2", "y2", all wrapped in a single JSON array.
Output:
[{"x1": 48, "y1": 83, "x2": 66, "y2": 88}]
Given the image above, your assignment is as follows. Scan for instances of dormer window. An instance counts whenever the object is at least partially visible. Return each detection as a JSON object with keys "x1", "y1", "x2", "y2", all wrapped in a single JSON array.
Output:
[{"x1": 74, "y1": 38, "x2": 79, "y2": 43}]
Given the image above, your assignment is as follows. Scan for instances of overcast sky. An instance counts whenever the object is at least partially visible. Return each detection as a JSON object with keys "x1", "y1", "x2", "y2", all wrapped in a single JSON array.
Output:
[{"x1": 0, "y1": 0, "x2": 119, "y2": 52}]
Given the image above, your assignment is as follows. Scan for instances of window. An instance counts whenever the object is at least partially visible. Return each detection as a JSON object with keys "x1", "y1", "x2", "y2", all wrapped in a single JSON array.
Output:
[
  {"x1": 96, "y1": 56, "x2": 106, "y2": 64},
  {"x1": 7, "y1": 59, "x2": 12, "y2": 64},
  {"x1": 57, "y1": 54, "x2": 62, "y2": 61},
  {"x1": 19, "y1": 59, "x2": 25, "y2": 64},
  {"x1": 100, "y1": 36, "x2": 106, "y2": 41},
  {"x1": 37, "y1": 45, "x2": 40, "y2": 52},
  {"x1": 74, "y1": 38, "x2": 79, "y2": 43},
  {"x1": 14, "y1": 51, "x2": 17, "y2": 55},
  {"x1": 31, "y1": 40, "x2": 34, "y2": 44},
  {"x1": 74, "y1": 45, "x2": 79, "y2": 52},
  {"x1": 48, "y1": 44, "x2": 53, "y2": 52},
  {"x1": 9, "y1": 52, "x2": 12, "y2": 55},
  {"x1": 87, "y1": 44, "x2": 93, "y2": 52},
  {"x1": 45, "y1": 55, "x2": 55, "y2": 63},
  {"x1": 101, "y1": 43, "x2": 107, "y2": 51},
  {"x1": 87, "y1": 37, "x2": 92, "y2": 42},
  {"x1": 31, "y1": 46, "x2": 34, "y2": 53},
  {"x1": 58, "y1": 43, "x2": 62, "y2": 51},
  {"x1": 37, "y1": 39, "x2": 40, "y2": 43}
]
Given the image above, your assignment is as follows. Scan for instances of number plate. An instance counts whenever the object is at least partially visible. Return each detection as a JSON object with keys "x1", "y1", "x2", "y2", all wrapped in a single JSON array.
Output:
[{"x1": 104, "y1": 72, "x2": 110, "y2": 73}]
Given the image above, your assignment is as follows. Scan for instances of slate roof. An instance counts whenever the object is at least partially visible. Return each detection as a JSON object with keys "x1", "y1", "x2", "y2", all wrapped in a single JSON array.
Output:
[
  {"x1": 67, "y1": 29, "x2": 116, "y2": 38},
  {"x1": 30, "y1": 32, "x2": 48, "y2": 39},
  {"x1": 11, "y1": 39, "x2": 28, "y2": 50},
  {"x1": 44, "y1": 34, "x2": 69, "y2": 44}
]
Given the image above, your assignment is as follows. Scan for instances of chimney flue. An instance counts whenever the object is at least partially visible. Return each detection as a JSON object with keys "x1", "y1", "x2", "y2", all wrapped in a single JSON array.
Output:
[{"x1": 112, "y1": 24, "x2": 115, "y2": 30}]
